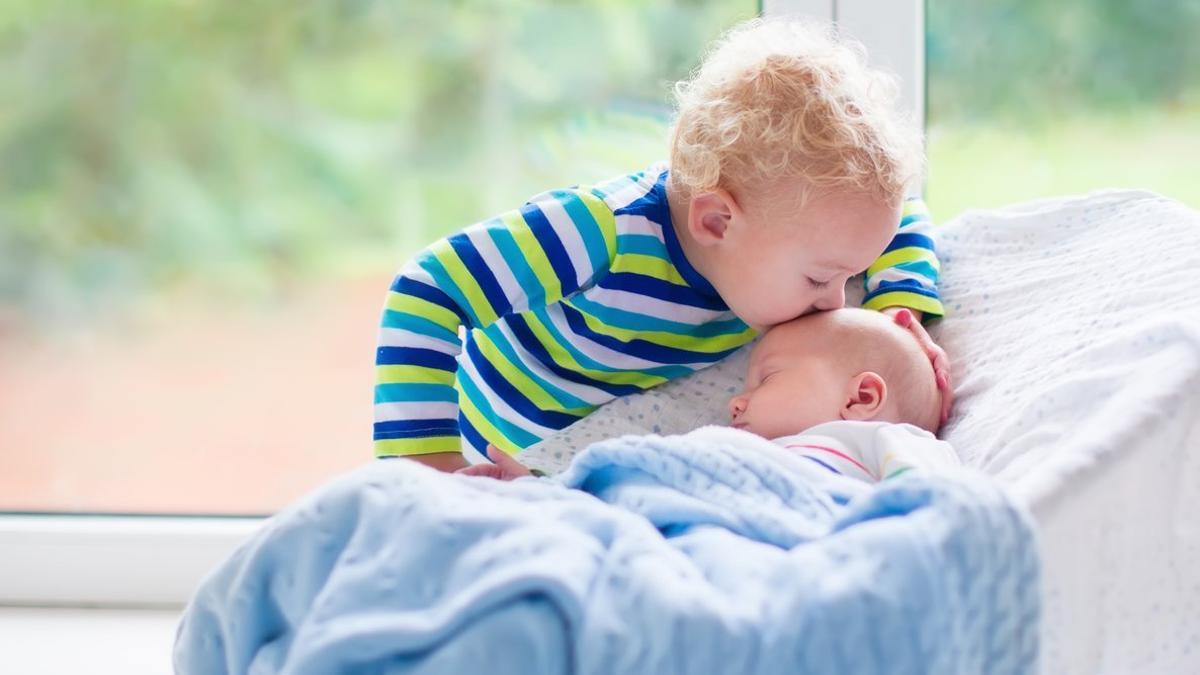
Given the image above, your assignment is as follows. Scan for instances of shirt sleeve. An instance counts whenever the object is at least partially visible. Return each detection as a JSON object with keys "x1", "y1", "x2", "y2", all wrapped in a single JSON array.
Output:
[
  {"x1": 861, "y1": 197, "x2": 945, "y2": 318},
  {"x1": 373, "y1": 188, "x2": 617, "y2": 458},
  {"x1": 855, "y1": 423, "x2": 961, "y2": 481}
]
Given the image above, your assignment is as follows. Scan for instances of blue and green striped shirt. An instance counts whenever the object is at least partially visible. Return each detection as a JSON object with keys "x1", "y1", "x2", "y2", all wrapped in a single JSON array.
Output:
[{"x1": 374, "y1": 165, "x2": 942, "y2": 459}]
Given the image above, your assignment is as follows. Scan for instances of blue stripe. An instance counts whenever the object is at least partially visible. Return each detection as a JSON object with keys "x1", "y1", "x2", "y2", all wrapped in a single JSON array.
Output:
[
  {"x1": 488, "y1": 227, "x2": 549, "y2": 308},
  {"x1": 529, "y1": 306, "x2": 692, "y2": 380},
  {"x1": 463, "y1": 337, "x2": 583, "y2": 430},
  {"x1": 882, "y1": 232, "x2": 935, "y2": 254},
  {"x1": 899, "y1": 211, "x2": 931, "y2": 229},
  {"x1": 889, "y1": 260, "x2": 940, "y2": 281},
  {"x1": 520, "y1": 202, "x2": 578, "y2": 294},
  {"x1": 447, "y1": 231, "x2": 513, "y2": 318},
  {"x1": 569, "y1": 294, "x2": 749, "y2": 338},
  {"x1": 623, "y1": 170, "x2": 722, "y2": 300},
  {"x1": 558, "y1": 302, "x2": 735, "y2": 365},
  {"x1": 507, "y1": 315, "x2": 642, "y2": 396},
  {"x1": 555, "y1": 190, "x2": 611, "y2": 275},
  {"x1": 597, "y1": 272, "x2": 727, "y2": 311},
  {"x1": 802, "y1": 455, "x2": 843, "y2": 475},
  {"x1": 476, "y1": 329, "x2": 593, "y2": 409},
  {"x1": 459, "y1": 413, "x2": 488, "y2": 455},
  {"x1": 374, "y1": 383, "x2": 458, "y2": 404},
  {"x1": 456, "y1": 368, "x2": 541, "y2": 447},
  {"x1": 863, "y1": 280, "x2": 941, "y2": 302},
  {"x1": 373, "y1": 418, "x2": 460, "y2": 440},
  {"x1": 381, "y1": 310, "x2": 460, "y2": 343},
  {"x1": 375, "y1": 346, "x2": 458, "y2": 370},
  {"x1": 388, "y1": 276, "x2": 469, "y2": 327},
  {"x1": 616, "y1": 234, "x2": 669, "y2": 258},
  {"x1": 416, "y1": 255, "x2": 483, "y2": 328}
]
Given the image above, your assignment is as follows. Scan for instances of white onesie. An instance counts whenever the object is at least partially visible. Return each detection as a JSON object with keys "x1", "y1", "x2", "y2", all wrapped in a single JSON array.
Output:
[{"x1": 772, "y1": 420, "x2": 960, "y2": 484}]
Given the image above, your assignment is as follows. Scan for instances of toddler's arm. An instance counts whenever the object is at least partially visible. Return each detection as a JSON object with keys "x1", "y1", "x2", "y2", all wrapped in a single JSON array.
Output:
[
  {"x1": 863, "y1": 199, "x2": 954, "y2": 425},
  {"x1": 374, "y1": 190, "x2": 616, "y2": 469},
  {"x1": 861, "y1": 197, "x2": 944, "y2": 318}
]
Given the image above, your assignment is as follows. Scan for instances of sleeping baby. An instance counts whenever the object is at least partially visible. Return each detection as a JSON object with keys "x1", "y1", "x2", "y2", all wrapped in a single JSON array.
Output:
[{"x1": 460, "y1": 307, "x2": 959, "y2": 483}]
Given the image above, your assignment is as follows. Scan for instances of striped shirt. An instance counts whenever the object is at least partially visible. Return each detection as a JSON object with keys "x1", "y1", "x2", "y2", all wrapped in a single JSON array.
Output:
[
  {"x1": 776, "y1": 421, "x2": 961, "y2": 483},
  {"x1": 374, "y1": 165, "x2": 943, "y2": 458}
]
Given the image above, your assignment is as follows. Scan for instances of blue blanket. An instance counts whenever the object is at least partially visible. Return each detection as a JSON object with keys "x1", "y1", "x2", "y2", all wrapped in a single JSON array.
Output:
[{"x1": 175, "y1": 426, "x2": 1039, "y2": 674}]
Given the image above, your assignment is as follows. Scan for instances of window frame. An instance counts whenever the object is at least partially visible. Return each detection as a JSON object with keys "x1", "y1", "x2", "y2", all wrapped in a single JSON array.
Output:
[{"x1": 0, "y1": 0, "x2": 925, "y2": 608}]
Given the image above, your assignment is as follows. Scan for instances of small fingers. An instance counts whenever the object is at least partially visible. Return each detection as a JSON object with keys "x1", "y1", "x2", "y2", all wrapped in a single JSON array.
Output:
[{"x1": 456, "y1": 465, "x2": 500, "y2": 478}]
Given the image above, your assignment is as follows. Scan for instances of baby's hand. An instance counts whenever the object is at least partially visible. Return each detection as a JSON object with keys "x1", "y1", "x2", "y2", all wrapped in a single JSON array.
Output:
[
  {"x1": 455, "y1": 444, "x2": 534, "y2": 481},
  {"x1": 882, "y1": 307, "x2": 954, "y2": 427}
]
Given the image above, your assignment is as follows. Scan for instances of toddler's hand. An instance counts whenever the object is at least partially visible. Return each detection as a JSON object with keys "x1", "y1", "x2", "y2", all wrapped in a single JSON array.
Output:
[
  {"x1": 882, "y1": 307, "x2": 954, "y2": 427},
  {"x1": 455, "y1": 444, "x2": 534, "y2": 481}
]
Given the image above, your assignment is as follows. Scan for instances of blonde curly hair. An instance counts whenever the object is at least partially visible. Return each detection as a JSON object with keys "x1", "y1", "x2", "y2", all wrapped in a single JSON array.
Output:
[{"x1": 669, "y1": 18, "x2": 924, "y2": 205}]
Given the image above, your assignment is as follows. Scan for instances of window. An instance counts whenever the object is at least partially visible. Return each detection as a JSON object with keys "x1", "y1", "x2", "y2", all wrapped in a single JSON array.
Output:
[
  {"x1": 0, "y1": 0, "x2": 758, "y2": 605},
  {"x1": 0, "y1": 0, "x2": 759, "y2": 518},
  {"x1": 925, "y1": 0, "x2": 1200, "y2": 218}
]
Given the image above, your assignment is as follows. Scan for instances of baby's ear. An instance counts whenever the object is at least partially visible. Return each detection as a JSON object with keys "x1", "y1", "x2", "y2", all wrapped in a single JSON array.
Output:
[{"x1": 840, "y1": 371, "x2": 887, "y2": 421}]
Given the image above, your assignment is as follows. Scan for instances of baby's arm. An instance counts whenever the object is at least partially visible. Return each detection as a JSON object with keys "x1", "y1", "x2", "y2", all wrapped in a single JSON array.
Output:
[
  {"x1": 456, "y1": 445, "x2": 536, "y2": 481},
  {"x1": 374, "y1": 190, "x2": 616, "y2": 469}
]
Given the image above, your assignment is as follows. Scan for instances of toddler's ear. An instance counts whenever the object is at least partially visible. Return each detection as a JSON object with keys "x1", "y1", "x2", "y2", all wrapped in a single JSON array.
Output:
[
  {"x1": 841, "y1": 371, "x2": 887, "y2": 421},
  {"x1": 687, "y1": 189, "x2": 736, "y2": 246}
]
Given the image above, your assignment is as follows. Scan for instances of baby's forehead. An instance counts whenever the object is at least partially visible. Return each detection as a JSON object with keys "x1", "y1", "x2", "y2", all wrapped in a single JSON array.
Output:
[{"x1": 754, "y1": 310, "x2": 899, "y2": 360}]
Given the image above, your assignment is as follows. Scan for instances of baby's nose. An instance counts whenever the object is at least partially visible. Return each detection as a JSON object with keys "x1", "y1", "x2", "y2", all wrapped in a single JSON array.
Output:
[{"x1": 728, "y1": 394, "x2": 747, "y2": 419}]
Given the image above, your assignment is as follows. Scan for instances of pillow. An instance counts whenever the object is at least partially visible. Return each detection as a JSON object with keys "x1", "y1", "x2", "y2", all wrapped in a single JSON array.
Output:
[{"x1": 518, "y1": 190, "x2": 1200, "y2": 479}]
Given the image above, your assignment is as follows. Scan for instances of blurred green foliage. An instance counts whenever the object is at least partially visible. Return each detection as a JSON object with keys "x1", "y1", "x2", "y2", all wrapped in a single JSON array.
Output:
[
  {"x1": 927, "y1": 0, "x2": 1200, "y2": 124},
  {"x1": 1, "y1": 0, "x2": 1197, "y2": 322},
  {"x1": 0, "y1": 0, "x2": 754, "y2": 322}
]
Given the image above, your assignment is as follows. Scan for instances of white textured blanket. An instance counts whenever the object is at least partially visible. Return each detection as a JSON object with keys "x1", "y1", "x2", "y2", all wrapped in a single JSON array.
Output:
[{"x1": 520, "y1": 190, "x2": 1200, "y2": 674}]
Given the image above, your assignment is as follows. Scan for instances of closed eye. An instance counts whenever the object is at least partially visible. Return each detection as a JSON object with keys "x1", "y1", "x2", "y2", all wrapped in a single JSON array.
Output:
[{"x1": 806, "y1": 277, "x2": 830, "y2": 289}]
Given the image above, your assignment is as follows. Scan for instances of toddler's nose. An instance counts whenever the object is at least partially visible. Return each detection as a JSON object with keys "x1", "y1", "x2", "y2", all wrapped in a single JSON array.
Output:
[{"x1": 812, "y1": 284, "x2": 846, "y2": 311}]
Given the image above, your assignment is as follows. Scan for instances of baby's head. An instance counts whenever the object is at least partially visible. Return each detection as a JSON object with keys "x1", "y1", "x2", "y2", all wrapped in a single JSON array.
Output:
[
  {"x1": 668, "y1": 19, "x2": 924, "y2": 328},
  {"x1": 728, "y1": 308, "x2": 940, "y2": 438}
]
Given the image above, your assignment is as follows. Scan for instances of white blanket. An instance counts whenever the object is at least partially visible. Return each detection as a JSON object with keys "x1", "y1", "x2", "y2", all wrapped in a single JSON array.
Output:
[{"x1": 520, "y1": 189, "x2": 1200, "y2": 674}]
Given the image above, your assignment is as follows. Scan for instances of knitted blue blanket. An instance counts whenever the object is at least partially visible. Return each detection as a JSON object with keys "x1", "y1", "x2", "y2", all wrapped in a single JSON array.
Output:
[{"x1": 175, "y1": 426, "x2": 1039, "y2": 674}]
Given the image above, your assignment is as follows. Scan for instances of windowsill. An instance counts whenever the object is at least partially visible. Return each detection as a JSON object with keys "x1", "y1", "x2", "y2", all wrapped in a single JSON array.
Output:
[{"x1": 0, "y1": 607, "x2": 180, "y2": 675}]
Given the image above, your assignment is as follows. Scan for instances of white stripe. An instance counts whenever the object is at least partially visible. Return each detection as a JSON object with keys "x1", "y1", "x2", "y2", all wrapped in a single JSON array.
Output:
[
  {"x1": 584, "y1": 285, "x2": 734, "y2": 326},
  {"x1": 603, "y1": 176, "x2": 658, "y2": 214},
  {"x1": 397, "y1": 257, "x2": 438, "y2": 284},
  {"x1": 536, "y1": 195, "x2": 596, "y2": 289},
  {"x1": 457, "y1": 355, "x2": 560, "y2": 439},
  {"x1": 865, "y1": 266, "x2": 930, "y2": 293},
  {"x1": 541, "y1": 305, "x2": 675, "y2": 372},
  {"x1": 377, "y1": 327, "x2": 461, "y2": 353},
  {"x1": 488, "y1": 321, "x2": 613, "y2": 405},
  {"x1": 461, "y1": 441, "x2": 488, "y2": 465},
  {"x1": 463, "y1": 224, "x2": 529, "y2": 314},
  {"x1": 374, "y1": 401, "x2": 458, "y2": 423},
  {"x1": 614, "y1": 213, "x2": 664, "y2": 238},
  {"x1": 546, "y1": 304, "x2": 724, "y2": 371}
]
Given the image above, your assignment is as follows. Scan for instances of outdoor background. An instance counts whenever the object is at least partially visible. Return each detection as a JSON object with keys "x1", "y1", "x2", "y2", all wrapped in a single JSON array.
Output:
[{"x1": 2, "y1": 0, "x2": 1197, "y2": 514}]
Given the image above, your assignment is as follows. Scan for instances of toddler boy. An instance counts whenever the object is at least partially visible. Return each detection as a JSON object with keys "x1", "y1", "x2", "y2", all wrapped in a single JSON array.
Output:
[{"x1": 376, "y1": 19, "x2": 947, "y2": 472}]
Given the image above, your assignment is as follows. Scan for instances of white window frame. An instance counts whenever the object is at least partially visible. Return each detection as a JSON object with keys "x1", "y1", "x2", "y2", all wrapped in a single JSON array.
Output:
[{"x1": 0, "y1": 0, "x2": 925, "y2": 608}]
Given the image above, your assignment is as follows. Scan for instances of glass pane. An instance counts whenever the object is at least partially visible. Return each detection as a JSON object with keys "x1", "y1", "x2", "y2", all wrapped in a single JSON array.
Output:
[
  {"x1": 926, "y1": 0, "x2": 1200, "y2": 220},
  {"x1": 0, "y1": 0, "x2": 758, "y2": 515}
]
